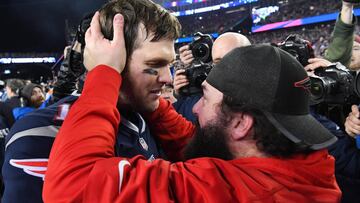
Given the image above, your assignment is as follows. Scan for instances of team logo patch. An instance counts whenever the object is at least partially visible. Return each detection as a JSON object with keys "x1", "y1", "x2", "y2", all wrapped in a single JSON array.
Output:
[
  {"x1": 294, "y1": 77, "x2": 311, "y2": 91},
  {"x1": 10, "y1": 159, "x2": 48, "y2": 180}
]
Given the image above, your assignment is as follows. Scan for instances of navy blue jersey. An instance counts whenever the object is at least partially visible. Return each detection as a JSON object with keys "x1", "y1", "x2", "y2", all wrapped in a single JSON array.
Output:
[{"x1": 2, "y1": 95, "x2": 161, "y2": 203}]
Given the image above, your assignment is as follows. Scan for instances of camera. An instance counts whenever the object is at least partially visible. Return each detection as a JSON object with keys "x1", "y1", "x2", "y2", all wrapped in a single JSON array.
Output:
[
  {"x1": 179, "y1": 32, "x2": 214, "y2": 96},
  {"x1": 179, "y1": 63, "x2": 213, "y2": 96},
  {"x1": 277, "y1": 34, "x2": 314, "y2": 66},
  {"x1": 277, "y1": 34, "x2": 360, "y2": 105},
  {"x1": 52, "y1": 14, "x2": 93, "y2": 101},
  {"x1": 310, "y1": 63, "x2": 360, "y2": 105},
  {"x1": 189, "y1": 32, "x2": 214, "y2": 63}
]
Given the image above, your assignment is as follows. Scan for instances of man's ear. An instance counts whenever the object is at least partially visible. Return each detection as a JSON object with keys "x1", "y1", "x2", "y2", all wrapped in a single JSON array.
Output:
[{"x1": 229, "y1": 113, "x2": 254, "y2": 140}]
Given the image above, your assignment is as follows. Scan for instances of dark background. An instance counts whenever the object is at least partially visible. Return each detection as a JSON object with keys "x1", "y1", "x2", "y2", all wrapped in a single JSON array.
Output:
[{"x1": 0, "y1": 0, "x2": 107, "y2": 53}]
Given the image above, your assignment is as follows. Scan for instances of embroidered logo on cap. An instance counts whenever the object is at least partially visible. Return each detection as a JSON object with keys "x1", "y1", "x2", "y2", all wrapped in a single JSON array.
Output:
[{"x1": 294, "y1": 77, "x2": 311, "y2": 92}]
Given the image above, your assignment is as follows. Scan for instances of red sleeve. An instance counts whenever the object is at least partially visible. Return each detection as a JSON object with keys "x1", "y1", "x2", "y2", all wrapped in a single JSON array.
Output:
[
  {"x1": 144, "y1": 99, "x2": 195, "y2": 161},
  {"x1": 43, "y1": 65, "x2": 122, "y2": 202}
]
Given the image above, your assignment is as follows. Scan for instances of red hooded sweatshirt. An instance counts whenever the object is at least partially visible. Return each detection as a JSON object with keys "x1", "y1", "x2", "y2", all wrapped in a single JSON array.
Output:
[{"x1": 43, "y1": 65, "x2": 341, "y2": 203}]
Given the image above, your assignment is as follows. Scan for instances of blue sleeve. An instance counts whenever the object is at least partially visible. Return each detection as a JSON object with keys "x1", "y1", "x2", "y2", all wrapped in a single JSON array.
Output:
[{"x1": 172, "y1": 94, "x2": 201, "y2": 123}]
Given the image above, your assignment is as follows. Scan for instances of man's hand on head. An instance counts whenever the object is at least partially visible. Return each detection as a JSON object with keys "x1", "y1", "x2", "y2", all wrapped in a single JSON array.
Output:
[{"x1": 83, "y1": 11, "x2": 127, "y2": 74}]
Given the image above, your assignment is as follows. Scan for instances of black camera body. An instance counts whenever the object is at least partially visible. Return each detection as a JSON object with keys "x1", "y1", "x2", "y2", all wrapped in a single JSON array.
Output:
[
  {"x1": 179, "y1": 32, "x2": 214, "y2": 96},
  {"x1": 188, "y1": 32, "x2": 214, "y2": 63},
  {"x1": 277, "y1": 34, "x2": 360, "y2": 105},
  {"x1": 277, "y1": 34, "x2": 314, "y2": 66},
  {"x1": 180, "y1": 63, "x2": 213, "y2": 96},
  {"x1": 310, "y1": 63, "x2": 360, "y2": 105}
]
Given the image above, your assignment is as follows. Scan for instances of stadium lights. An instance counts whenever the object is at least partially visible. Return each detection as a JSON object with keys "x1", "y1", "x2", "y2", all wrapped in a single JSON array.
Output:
[
  {"x1": 171, "y1": 0, "x2": 258, "y2": 16},
  {"x1": 0, "y1": 57, "x2": 56, "y2": 64}
]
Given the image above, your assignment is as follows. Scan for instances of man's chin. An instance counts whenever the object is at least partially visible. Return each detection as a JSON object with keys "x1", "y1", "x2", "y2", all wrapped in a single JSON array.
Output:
[
  {"x1": 183, "y1": 121, "x2": 234, "y2": 161},
  {"x1": 140, "y1": 100, "x2": 159, "y2": 113}
]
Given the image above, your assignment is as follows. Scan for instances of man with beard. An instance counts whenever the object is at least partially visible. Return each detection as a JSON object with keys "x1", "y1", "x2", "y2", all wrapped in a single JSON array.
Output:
[
  {"x1": 12, "y1": 83, "x2": 46, "y2": 120},
  {"x1": 44, "y1": 13, "x2": 341, "y2": 202}
]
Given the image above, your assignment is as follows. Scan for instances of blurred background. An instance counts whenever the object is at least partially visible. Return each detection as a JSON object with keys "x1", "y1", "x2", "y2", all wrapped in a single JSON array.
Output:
[{"x1": 0, "y1": 0, "x2": 358, "y2": 82}]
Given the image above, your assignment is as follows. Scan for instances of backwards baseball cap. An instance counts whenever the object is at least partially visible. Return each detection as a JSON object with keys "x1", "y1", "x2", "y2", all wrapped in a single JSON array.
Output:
[{"x1": 206, "y1": 44, "x2": 337, "y2": 150}]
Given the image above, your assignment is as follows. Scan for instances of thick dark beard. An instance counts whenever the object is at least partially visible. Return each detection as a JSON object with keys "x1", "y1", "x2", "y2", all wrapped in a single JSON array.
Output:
[{"x1": 183, "y1": 119, "x2": 234, "y2": 161}]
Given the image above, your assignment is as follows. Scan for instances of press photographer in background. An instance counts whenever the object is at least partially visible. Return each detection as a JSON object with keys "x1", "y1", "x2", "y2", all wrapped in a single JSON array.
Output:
[
  {"x1": 310, "y1": 1, "x2": 360, "y2": 200},
  {"x1": 277, "y1": 31, "x2": 360, "y2": 203},
  {"x1": 1, "y1": 12, "x2": 90, "y2": 203},
  {"x1": 1, "y1": 38, "x2": 86, "y2": 203},
  {"x1": 305, "y1": 57, "x2": 360, "y2": 203},
  {"x1": 325, "y1": 0, "x2": 360, "y2": 71},
  {"x1": 174, "y1": 32, "x2": 251, "y2": 122}
]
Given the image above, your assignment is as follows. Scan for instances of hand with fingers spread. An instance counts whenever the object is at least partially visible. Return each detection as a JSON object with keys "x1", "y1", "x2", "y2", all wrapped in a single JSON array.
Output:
[
  {"x1": 304, "y1": 58, "x2": 332, "y2": 76},
  {"x1": 83, "y1": 11, "x2": 127, "y2": 74},
  {"x1": 179, "y1": 45, "x2": 194, "y2": 66},
  {"x1": 173, "y1": 69, "x2": 189, "y2": 95},
  {"x1": 345, "y1": 105, "x2": 360, "y2": 138}
]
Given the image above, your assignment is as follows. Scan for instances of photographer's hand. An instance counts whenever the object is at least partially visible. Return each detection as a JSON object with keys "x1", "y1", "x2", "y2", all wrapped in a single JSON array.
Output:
[
  {"x1": 179, "y1": 45, "x2": 194, "y2": 66},
  {"x1": 304, "y1": 58, "x2": 332, "y2": 76},
  {"x1": 83, "y1": 12, "x2": 126, "y2": 74},
  {"x1": 173, "y1": 69, "x2": 189, "y2": 95},
  {"x1": 345, "y1": 105, "x2": 360, "y2": 138}
]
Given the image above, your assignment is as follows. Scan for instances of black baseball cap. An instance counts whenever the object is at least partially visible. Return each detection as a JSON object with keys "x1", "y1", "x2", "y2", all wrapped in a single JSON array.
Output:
[{"x1": 206, "y1": 44, "x2": 337, "y2": 150}]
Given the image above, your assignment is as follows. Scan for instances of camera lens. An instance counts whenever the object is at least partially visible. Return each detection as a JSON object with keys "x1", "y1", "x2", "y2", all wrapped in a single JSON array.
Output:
[
  {"x1": 310, "y1": 77, "x2": 325, "y2": 104},
  {"x1": 354, "y1": 72, "x2": 360, "y2": 98},
  {"x1": 192, "y1": 43, "x2": 210, "y2": 60},
  {"x1": 311, "y1": 82, "x2": 323, "y2": 98}
]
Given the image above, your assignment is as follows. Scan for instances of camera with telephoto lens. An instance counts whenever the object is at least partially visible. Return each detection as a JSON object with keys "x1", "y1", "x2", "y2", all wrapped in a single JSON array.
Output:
[
  {"x1": 179, "y1": 32, "x2": 214, "y2": 96},
  {"x1": 189, "y1": 32, "x2": 213, "y2": 63},
  {"x1": 277, "y1": 34, "x2": 314, "y2": 66},
  {"x1": 310, "y1": 63, "x2": 360, "y2": 105},
  {"x1": 277, "y1": 34, "x2": 360, "y2": 105}
]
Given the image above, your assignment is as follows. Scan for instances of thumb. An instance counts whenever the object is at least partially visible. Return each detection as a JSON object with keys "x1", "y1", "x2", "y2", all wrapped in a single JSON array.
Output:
[
  {"x1": 112, "y1": 14, "x2": 126, "y2": 49},
  {"x1": 352, "y1": 105, "x2": 360, "y2": 118}
]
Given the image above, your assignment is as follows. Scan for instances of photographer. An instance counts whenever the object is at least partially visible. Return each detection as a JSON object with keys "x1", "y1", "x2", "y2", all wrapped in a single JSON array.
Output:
[
  {"x1": 325, "y1": 0, "x2": 359, "y2": 70},
  {"x1": 173, "y1": 32, "x2": 251, "y2": 122},
  {"x1": 2, "y1": 26, "x2": 85, "y2": 203},
  {"x1": 302, "y1": 56, "x2": 360, "y2": 203}
]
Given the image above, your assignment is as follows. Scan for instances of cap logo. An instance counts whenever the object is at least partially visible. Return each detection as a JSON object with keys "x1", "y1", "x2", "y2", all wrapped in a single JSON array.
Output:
[{"x1": 294, "y1": 77, "x2": 311, "y2": 92}]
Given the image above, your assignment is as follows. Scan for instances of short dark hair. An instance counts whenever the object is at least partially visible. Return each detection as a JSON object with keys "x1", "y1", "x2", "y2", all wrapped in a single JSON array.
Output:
[
  {"x1": 220, "y1": 95, "x2": 312, "y2": 158},
  {"x1": 99, "y1": 0, "x2": 181, "y2": 58}
]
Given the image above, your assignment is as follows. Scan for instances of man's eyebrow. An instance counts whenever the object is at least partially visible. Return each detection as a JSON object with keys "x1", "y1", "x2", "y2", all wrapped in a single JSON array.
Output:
[{"x1": 144, "y1": 58, "x2": 175, "y2": 64}]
